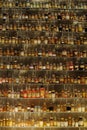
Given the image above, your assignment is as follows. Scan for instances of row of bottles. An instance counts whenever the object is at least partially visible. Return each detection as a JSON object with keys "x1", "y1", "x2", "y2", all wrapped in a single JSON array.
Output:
[
  {"x1": 0, "y1": 115, "x2": 87, "y2": 127},
  {"x1": 0, "y1": 60, "x2": 87, "y2": 71},
  {"x1": 1, "y1": 11, "x2": 87, "y2": 22},
  {"x1": 0, "y1": 23, "x2": 87, "y2": 33},
  {"x1": 0, "y1": 36, "x2": 87, "y2": 45},
  {"x1": 0, "y1": 101, "x2": 87, "y2": 113},
  {"x1": 0, "y1": 74, "x2": 87, "y2": 84},
  {"x1": 0, "y1": 47, "x2": 87, "y2": 57},
  {"x1": 0, "y1": 0, "x2": 87, "y2": 9},
  {"x1": 0, "y1": 86, "x2": 87, "y2": 98}
]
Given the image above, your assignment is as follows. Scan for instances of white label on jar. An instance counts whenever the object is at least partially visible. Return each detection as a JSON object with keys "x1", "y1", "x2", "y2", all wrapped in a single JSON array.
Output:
[
  {"x1": 8, "y1": 93, "x2": 11, "y2": 98},
  {"x1": 7, "y1": 65, "x2": 10, "y2": 69},
  {"x1": 84, "y1": 41, "x2": 87, "y2": 44},
  {"x1": 66, "y1": 15, "x2": 69, "y2": 20},
  {"x1": 52, "y1": 93, "x2": 55, "y2": 98},
  {"x1": 11, "y1": 93, "x2": 14, "y2": 98},
  {"x1": 75, "y1": 122, "x2": 78, "y2": 127},
  {"x1": 80, "y1": 65, "x2": 84, "y2": 68},
  {"x1": 81, "y1": 107, "x2": 85, "y2": 112},
  {"x1": 34, "y1": 40, "x2": 37, "y2": 44},
  {"x1": 65, "y1": 121, "x2": 68, "y2": 127},
  {"x1": 59, "y1": 66, "x2": 63, "y2": 71},
  {"x1": 44, "y1": 39, "x2": 48, "y2": 44},
  {"x1": 47, "y1": 123, "x2": 50, "y2": 127},
  {"x1": 60, "y1": 122, "x2": 64, "y2": 127},
  {"x1": 62, "y1": 50, "x2": 67, "y2": 56},
  {"x1": 38, "y1": 40, "x2": 41, "y2": 44},
  {"x1": 39, "y1": 121, "x2": 43, "y2": 127},
  {"x1": 78, "y1": 107, "x2": 82, "y2": 112},
  {"x1": 20, "y1": 51, "x2": 24, "y2": 56},
  {"x1": 57, "y1": 108, "x2": 60, "y2": 112},
  {"x1": 69, "y1": 66, "x2": 74, "y2": 70},
  {"x1": 79, "y1": 121, "x2": 84, "y2": 126},
  {"x1": 57, "y1": 121, "x2": 60, "y2": 127},
  {"x1": 15, "y1": 107, "x2": 18, "y2": 112},
  {"x1": 42, "y1": 66, "x2": 46, "y2": 70}
]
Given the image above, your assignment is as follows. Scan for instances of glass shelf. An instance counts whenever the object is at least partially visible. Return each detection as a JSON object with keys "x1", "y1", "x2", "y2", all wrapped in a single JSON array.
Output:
[
  {"x1": 1, "y1": 7, "x2": 87, "y2": 10},
  {"x1": 0, "y1": 97, "x2": 87, "y2": 100},
  {"x1": 0, "y1": 82, "x2": 87, "y2": 87},
  {"x1": 0, "y1": 126, "x2": 87, "y2": 129},
  {"x1": 1, "y1": 19, "x2": 87, "y2": 24},
  {"x1": 0, "y1": 30, "x2": 87, "y2": 33},
  {"x1": 0, "y1": 111, "x2": 87, "y2": 114},
  {"x1": 0, "y1": 56, "x2": 87, "y2": 60}
]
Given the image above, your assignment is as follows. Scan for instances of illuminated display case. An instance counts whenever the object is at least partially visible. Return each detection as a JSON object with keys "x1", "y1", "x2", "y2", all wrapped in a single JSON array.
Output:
[{"x1": 0, "y1": 0, "x2": 87, "y2": 129}]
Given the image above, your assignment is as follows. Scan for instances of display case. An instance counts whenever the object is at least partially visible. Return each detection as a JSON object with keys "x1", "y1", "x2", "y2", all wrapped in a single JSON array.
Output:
[{"x1": 0, "y1": 0, "x2": 87, "y2": 129}]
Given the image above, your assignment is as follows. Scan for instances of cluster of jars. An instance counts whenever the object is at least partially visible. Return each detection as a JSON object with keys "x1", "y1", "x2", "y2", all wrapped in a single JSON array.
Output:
[
  {"x1": 0, "y1": 86, "x2": 87, "y2": 99},
  {"x1": 0, "y1": 0, "x2": 87, "y2": 9},
  {"x1": 17, "y1": 12, "x2": 86, "y2": 21},
  {"x1": 0, "y1": 23, "x2": 86, "y2": 33},
  {"x1": 0, "y1": 36, "x2": 87, "y2": 45},
  {"x1": 0, "y1": 60, "x2": 87, "y2": 71},
  {"x1": 0, "y1": 101, "x2": 87, "y2": 113},
  {"x1": 0, "y1": 46, "x2": 87, "y2": 58},
  {"x1": 0, "y1": 115, "x2": 87, "y2": 127},
  {"x1": 0, "y1": 74, "x2": 87, "y2": 84},
  {"x1": 1, "y1": 11, "x2": 86, "y2": 22}
]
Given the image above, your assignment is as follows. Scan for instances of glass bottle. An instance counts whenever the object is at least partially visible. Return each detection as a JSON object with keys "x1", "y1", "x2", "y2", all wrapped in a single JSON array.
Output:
[
  {"x1": 8, "y1": 116, "x2": 13, "y2": 127},
  {"x1": 39, "y1": 117, "x2": 44, "y2": 127},
  {"x1": 54, "y1": 117, "x2": 57, "y2": 126},
  {"x1": 31, "y1": 104, "x2": 35, "y2": 112},
  {"x1": 82, "y1": 89, "x2": 86, "y2": 98},
  {"x1": 74, "y1": 61, "x2": 79, "y2": 70},
  {"x1": 31, "y1": 88, "x2": 36, "y2": 98},
  {"x1": 69, "y1": 61, "x2": 74, "y2": 70},
  {"x1": 40, "y1": 85, "x2": 45, "y2": 98},
  {"x1": 75, "y1": 118, "x2": 79, "y2": 127},
  {"x1": 50, "y1": 117, "x2": 54, "y2": 126},
  {"x1": 42, "y1": 102, "x2": 47, "y2": 112},
  {"x1": 84, "y1": 118, "x2": 87, "y2": 127},
  {"x1": 79, "y1": 61, "x2": 85, "y2": 70},
  {"x1": 60, "y1": 117, "x2": 65, "y2": 127},
  {"x1": 81, "y1": 104, "x2": 85, "y2": 112},
  {"x1": 68, "y1": 116, "x2": 72, "y2": 126},
  {"x1": 78, "y1": 24, "x2": 83, "y2": 32},
  {"x1": 77, "y1": 103, "x2": 82, "y2": 112},
  {"x1": 78, "y1": 117, "x2": 84, "y2": 127},
  {"x1": 65, "y1": 118, "x2": 68, "y2": 127}
]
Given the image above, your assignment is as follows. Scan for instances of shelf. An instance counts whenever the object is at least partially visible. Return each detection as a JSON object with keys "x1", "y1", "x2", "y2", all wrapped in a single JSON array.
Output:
[
  {"x1": 0, "y1": 30, "x2": 87, "y2": 34},
  {"x1": 0, "y1": 82, "x2": 87, "y2": 87},
  {"x1": 0, "y1": 69, "x2": 87, "y2": 73},
  {"x1": 0, "y1": 126, "x2": 87, "y2": 129},
  {"x1": 0, "y1": 111, "x2": 87, "y2": 114},
  {"x1": 0, "y1": 56, "x2": 87, "y2": 60},
  {"x1": 0, "y1": 42, "x2": 87, "y2": 48},
  {"x1": 0, "y1": 97, "x2": 87, "y2": 100},
  {"x1": 1, "y1": 7, "x2": 87, "y2": 11},
  {"x1": 1, "y1": 19, "x2": 87, "y2": 24}
]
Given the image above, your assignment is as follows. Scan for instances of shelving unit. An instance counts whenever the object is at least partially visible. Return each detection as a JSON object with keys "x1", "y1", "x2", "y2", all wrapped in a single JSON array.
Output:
[{"x1": 0, "y1": 0, "x2": 87, "y2": 129}]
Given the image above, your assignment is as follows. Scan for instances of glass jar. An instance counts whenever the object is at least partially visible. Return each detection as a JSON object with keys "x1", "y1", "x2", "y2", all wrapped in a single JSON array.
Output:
[
  {"x1": 50, "y1": 117, "x2": 54, "y2": 126},
  {"x1": 68, "y1": 116, "x2": 72, "y2": 126},
  {"x1": 78, "y1": 117, "x2": 84, "y2": 127},
  {"x1": 60, "y1": 118, "x2": 65, "y2": 127},
  {"x1": 77, "y1": 103, "x2": 82, "y2": 112},
  {"x1": 81, "y1": 104, "x2": 85, "y2": 112}
]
